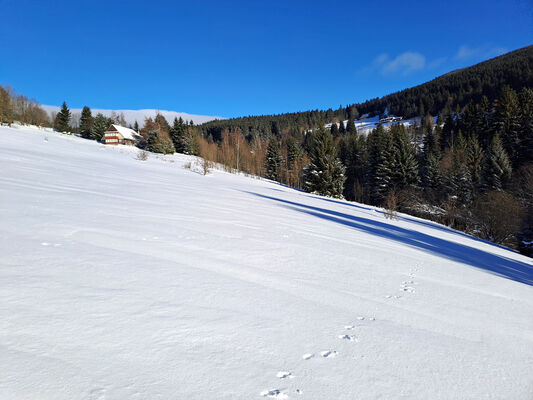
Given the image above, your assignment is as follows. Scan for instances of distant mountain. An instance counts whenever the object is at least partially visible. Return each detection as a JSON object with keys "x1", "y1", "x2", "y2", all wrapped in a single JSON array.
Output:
[{"x1": 41, "y1": 105, "x2": 224, "y2": 127}]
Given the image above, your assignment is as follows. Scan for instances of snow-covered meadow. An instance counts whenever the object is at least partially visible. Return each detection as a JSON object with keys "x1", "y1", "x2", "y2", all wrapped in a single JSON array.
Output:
[{"x1": 1, "y1": 125, "x2": 532, "y2": 399}]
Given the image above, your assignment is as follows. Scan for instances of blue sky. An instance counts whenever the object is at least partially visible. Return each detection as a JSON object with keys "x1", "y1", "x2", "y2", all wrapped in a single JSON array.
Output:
[{"x1": 0, "y1": 0, "x2": 531, "y2": 118}]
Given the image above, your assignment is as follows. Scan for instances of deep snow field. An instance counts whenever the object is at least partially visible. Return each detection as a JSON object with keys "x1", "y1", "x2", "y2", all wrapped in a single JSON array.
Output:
[{"x1": 1, "y1": 125, "x2": 532, "y2": 400}]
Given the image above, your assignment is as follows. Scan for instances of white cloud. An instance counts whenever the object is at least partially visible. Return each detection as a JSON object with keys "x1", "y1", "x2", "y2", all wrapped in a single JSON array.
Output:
[
  {"x1": 371, "y1": 51, "x2": 426, "y2": 76},
  {"x1": 454, "y1": 45, "x2": 507, "y2": 61}
]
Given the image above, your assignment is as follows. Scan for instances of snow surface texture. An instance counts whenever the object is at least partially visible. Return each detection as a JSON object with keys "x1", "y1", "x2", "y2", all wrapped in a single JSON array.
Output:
[
  {"x1": 41, "y1": 105, "x2": 224, "y2": 126},
  {"x1": 1, "y1": 125, "x2": 533, "y2": 400}
]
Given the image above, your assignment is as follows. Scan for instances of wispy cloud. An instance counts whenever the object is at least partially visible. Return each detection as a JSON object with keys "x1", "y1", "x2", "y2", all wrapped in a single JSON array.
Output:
[
  {"x1": 371, "y1": 52, "x2": 426, "y2": 76},
  {"x1": 454, "y1": 44, "x2": 507, "y2": 61},
  {"x1": 361, "y1": 44, "x2": 507, "y2": 78}
]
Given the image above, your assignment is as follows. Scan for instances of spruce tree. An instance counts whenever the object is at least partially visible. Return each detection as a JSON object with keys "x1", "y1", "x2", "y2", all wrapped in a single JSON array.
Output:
[
  {"x1": 484, "y1": 134, "x2": 512, "y2": 190},
  {"x1": 492, "y1": 85, "x2": 520, "y2": 166},
  {"x1": 449, "y1": 131, "x2": 473, "y2": 204},
  {"x1": 338, "y1": 120, "x2": 346, "y2": 135},
  {"x1": 304, "y1": 128, "x2": 346, "y2": 198},
  {"x1": 54, "y1": 101, "x2": 71, "y2": 132},
  {"x1": 170, "y1": 117, "x2": 186, "y2": 153},
  {"x1": 330, "y1": 123, "x2": 339, "y2": 138},
  {"x1": 466, "y1": 135, "x2": 484, "y2": 195},
  {"x1": 339, "y1": 133, "x2": 363, "y2": 201},
  {"x1": 265, "y1": 139, "x2": 284, "y2": 181},
  {"x1": 390, "y1": 125, "x2": 420, "y2": 188},
  {"x1": 346, "y1": 117, "x2": 356, "y2": 134},
  {"x1": 79, "y1": 106, "x2": 93, "y2": 139},
  {"x1": 518, "y1": 87, "x2": 533, "y2": 166},
  {"x1": 91, "y1": 113, "x2": 110, "y2": 141},
  {"x1": 422, "y1": 130, "x2": 442, "y2": 190}
]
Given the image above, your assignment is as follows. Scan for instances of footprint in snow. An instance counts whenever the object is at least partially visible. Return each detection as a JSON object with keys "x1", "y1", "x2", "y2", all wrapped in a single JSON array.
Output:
[
  {"x1": 320, "y1": 350, "x2": 338, "y2": 358},
  {"x1": 295, "y1": 389, "x2": 303, "y2": 395},
  {"x1": 260, "y1": 389, "x2": 289, "y2": 399},
  {"x1": 344, "y1": 325, "x2": 355, "y2": 330},
  {"x1": 302, "y1": 353, "x2": 314, "y2": 360},
  {"x1": 276, "y1": 371, "x2": 293, "y2": 379},
  {"x1": 338, "y1": 334, "x2": 358, "y2": 342}
]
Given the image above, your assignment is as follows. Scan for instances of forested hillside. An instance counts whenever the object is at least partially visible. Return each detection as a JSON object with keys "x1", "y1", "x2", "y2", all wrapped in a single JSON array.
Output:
[{"x1": 199, "y1": 45, "x2": 533, "y2": 140}]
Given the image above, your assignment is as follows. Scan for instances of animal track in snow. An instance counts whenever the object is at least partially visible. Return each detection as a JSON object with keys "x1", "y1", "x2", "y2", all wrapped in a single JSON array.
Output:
[
  {"x1": 276, "y1": 371, "x2": 293, "y2": 379},
  {"x1": 344, "y1": 325, "x2": 355, "y2": 330},
  {"x1": 260, "y1": 389, "x2": 289, "y2": 399},
  {"x1": 295, "y1": 389, "x2": 303, "y2": 395},
  {"x1": 338, "y1": 334, "x2": 358, "y2": 342},
  {"x1": 320, "y1": 350, "x2": 338, "y2": 358},
  {"x1": 302, "y1": 353, "x2": 314, "y2": 360}
]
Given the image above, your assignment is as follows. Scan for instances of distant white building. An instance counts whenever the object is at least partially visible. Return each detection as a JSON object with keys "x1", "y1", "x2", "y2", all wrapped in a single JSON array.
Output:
[{"x1": 102, "y1": 124, "x2": 140, "y2": 145}]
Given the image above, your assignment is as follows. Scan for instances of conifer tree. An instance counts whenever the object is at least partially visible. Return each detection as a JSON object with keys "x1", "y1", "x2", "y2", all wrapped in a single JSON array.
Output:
[
  {"x1": 265, "y1": 139, "x2": 284, "y2": 181},
  {"x1": 390, "y1": 125, "x2": 420, "y2": 188},
  {"x1": 449, "y1": 131, "x2": 473, "y2": 204},
  {"x1": 170, "y1": 117, "x2": 186, "y2": 153},
  {"x1": 422, "y1": 130, "x2": 442, "y2": 190},
  {"x1": 54, "y1": 101, "x2": 71, "y2": 132},
  {"x1": 518, "y1": 87, "x2": 533, "y2": 166},
  {"x1": 346, "y1": 117, "x2": 356, "y2": 134},
  {"x1": 466, "y1": 135, "x2": 484, "y2": 195},
  {"x1": 304, "y1": 128, "x2": 346, "y2": 198},
  {"x1": 492, "y1": 85, "x2": 520, "y2": 166},
  {"x1": 79, "y1": 106, "x2": 93, "y2": 139},
  {"x1": 330, "y1": 123, "x2": 339, "y2": 138},
  {"x1": 484, "y1": 134, "x2": 512, "y2": 190},
  {"x1": 91, "y1": 113, "x2": 110, "y2": 141},
  {"x1": 339, "y1": 133, "x2": 364, "y2": 201},
  {"x1": 338, "y1": 120, "x2": 346, "y2": 135},
  {"x1": 133, "y1": 120, "x2": 139, "y2": 132}
]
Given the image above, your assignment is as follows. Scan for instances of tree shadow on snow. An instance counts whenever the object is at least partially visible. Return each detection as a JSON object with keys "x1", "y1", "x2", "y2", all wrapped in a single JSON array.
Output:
[{"x1": 245, "y1": 191, "x2": 533, "y2": 286}]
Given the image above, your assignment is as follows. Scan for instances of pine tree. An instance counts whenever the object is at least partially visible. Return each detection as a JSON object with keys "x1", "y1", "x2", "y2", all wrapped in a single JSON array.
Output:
[
  {"x1": 170, "y1": 117, "x2": 186, "y2": 153},
  {"x1": 466, "y1": 134, "x2": 484, "y2": 195},
  {"x1": 492, "y1": 85, "x2": 520, "y2": 166},
  {"x1": 339, "y1": 133, "x2": 364, "y2": 201},
  {"x1": 54, "y1": 101, "x2": 71, "y2": 132},
  {"x1": 133, "y1": 120, "x2": 139, "y2": 132},
  {"x1": 422, "y1": 130, "x2": 442, "y2": 190},
  {"x1": 390, "y1": 125, "x2": 420, "y2": 188},
  {"x1": 450, "y1": 131, "x2": 473, "y2": 204},
  {"x1": 484, "y1": 134, "x2": 512, "y2": 190},
  {"x1": 264, "y1": 139, "x2": 283, "y2": 181},
  {"x1": 518, "y1": 87, "x2": 533, "y2": 167},
  {"x1": 79, "y1": 106, "x2": 93, "y2": 139},
  {"x1": 365, "y1": 125, "x2": 393, "y2": 204},
  {"x1": 145, "y1": 130, "x2": 158, "y2": 152},
  {"x1": 91, "y1": 113, "x2": 110, "y2": 141},
  {"x1": 346, "y1": 117, "x2": 356, "y2": 134},
  {"x1": 304, "y1": 128, "x2": 346, "y2": 198},
  {"x1": 338, "y1": 120, "x2": 346, "y2": 135},
  {"x1": 330, "y1": 123, "x2": 339, "y2": 138}
]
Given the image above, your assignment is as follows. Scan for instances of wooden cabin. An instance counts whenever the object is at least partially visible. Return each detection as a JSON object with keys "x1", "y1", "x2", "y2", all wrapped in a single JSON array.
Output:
[{"x1": 103, "y1": 124, "x2": 140, "y2": 145}]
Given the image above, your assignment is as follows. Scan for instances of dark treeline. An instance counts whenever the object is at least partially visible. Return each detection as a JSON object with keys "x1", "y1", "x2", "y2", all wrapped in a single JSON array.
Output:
[{"x1": 200, "y1": 45, "x2": 533, "y2": 140}]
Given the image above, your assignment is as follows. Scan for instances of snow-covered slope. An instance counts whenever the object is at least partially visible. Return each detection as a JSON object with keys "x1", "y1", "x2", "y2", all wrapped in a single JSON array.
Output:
[
  {"x1": 1, "y1": 125, "x2": 532, "y2": 400},
  {"x1": 326, "y1": 115, "x2": 430, "y2": 136},
  {"x1": 41, "y1": 105, "x2": 224, "y2": 126}
]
